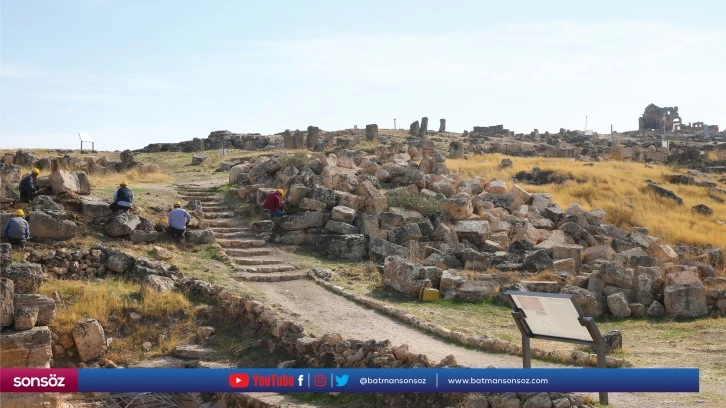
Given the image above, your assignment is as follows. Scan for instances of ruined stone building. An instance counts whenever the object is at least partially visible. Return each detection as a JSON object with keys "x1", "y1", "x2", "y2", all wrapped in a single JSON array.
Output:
[
  {"x1": 638, "y1": 103, "x2": 719, "y2": 133},
  {"x1": 638, "y1": 104, "x2": 681, "y2": 131},
  {"x1": 470, "y1": 125, "x2": 512, "y2": 138}
]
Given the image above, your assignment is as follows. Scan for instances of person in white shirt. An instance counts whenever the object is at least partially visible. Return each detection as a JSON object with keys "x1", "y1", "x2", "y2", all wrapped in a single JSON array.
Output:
[{"x1": 167, "y1": 201, "x2": 191, "y2": 239}]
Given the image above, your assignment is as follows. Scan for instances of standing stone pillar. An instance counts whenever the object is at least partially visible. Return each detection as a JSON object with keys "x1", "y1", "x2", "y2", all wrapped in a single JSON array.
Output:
[
  {"x1": 533, "y1": 129, "x2": 540, "y2": 139},
  {"x1": 449, "y1": 141, "x2": 465, "y2": 159},
  {"x1": 365, "y1": 124, "x2": 379, "y2": 142},
  {"x1": 419, "y1": 117, "x2": 428, "y2": 137},
  {"x1": 439, "y1": 118, "x2": 446, "y2": 133},
  {"x1": 293, "y1": 130, "x2": 305, "y2": 150},
  {"x1": 192, "y1": 138, "x2": 204, "y2": 152},
  {"x1": 307, "y1": 126, "x2": 320, "y2": 150},
  {"x1": 409, "y1": 121, "x2": 420, "y2": 136},
  {"x1": 283, "y1": 130, "x2": 293, "y2": 149}
]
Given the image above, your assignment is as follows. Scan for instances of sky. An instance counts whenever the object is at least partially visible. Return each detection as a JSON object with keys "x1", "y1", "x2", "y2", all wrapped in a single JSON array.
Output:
[{"x1": 1, "y1": 0, "x2": 725, "y2": 151}]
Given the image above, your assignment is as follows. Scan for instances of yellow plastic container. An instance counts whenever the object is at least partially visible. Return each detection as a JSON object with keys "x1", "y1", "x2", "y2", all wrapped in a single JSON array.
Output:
[{"x1": 420, "y1": 288, "x2": 441, "y2": 302}]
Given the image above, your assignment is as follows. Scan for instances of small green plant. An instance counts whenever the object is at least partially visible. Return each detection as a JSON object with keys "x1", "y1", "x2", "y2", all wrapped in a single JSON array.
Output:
[
  {"x1": 387, "y1": 191, "x2": 443, "y2": 217},
  {"x1": 200, "y1": 243, "x2": 221, "y2": 260},
  {"x1": 278, "y1": 152, "x2": 309, "y2": 169}
]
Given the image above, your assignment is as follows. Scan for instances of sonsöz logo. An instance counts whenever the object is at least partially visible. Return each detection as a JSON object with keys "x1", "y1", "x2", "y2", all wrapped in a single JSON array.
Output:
[
  {"x1": 1, "y1": 369, "x2": 78, "y2": 393},
  {"x1": 13, "y1": 374, "x2": 66, "y2": 388}
]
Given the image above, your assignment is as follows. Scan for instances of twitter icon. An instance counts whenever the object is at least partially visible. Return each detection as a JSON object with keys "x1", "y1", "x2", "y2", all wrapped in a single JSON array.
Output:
[{"x1": 334, "y1": 374, "x2": 349, "y2": 387}]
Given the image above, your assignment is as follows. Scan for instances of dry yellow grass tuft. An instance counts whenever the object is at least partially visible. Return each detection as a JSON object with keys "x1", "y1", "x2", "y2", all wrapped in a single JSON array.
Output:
[
  {"x1": 87, "y1": 166, "x2": 171, "y2": 189},
  {"x1": 39, "y1": 279, "x2": 192, "y2": 336},
  {"x1": 447, "y1": 154, "x2": 726, "y2": 249}
]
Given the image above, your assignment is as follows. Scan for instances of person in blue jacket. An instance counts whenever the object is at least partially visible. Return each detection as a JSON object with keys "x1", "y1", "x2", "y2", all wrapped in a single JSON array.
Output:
[
  {"x1": 109, "y1": 181, "x2": 134, "y2": 212},
  {"x1": 4, "y1": 209, "x2": 30, "y2": 248},
  {"x1": 167, "y1": 201, "x2": 191, "y2": 239},
  {"x1": 19, "y1": 168, "x2": 39, "y2": 203}
]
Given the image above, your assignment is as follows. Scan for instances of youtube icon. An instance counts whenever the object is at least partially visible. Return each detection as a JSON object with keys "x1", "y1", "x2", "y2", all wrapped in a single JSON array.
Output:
[{"x1": 229, "y1": 373, "x2": 249, "y2": 388}]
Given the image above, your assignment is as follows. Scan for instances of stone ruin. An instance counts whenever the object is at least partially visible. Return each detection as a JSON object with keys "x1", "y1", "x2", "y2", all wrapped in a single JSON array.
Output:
[
  {"x1": 138, "y1": 130, "x2": 270, "y2": 153},
  {"x1": 639, "y1": 103, "x2": 719, "y2": 133},
  {"x1": 470, "y1": 124, "x2": 513, "y2": 138},
  {"x1": 639, "y1": 103, "x2": 681, "y2": 131},
  {"x1": 448, "y1": 140, "x2": 465, "y2": 159},
  {"x1": 225, "y1": 150, "x2": 726, "y2": 320}
]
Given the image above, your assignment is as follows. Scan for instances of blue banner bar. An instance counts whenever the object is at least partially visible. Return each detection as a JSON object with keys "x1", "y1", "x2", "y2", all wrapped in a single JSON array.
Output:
[{"x1": 77, "y1": 368, "x2": 698, "y2": 393}]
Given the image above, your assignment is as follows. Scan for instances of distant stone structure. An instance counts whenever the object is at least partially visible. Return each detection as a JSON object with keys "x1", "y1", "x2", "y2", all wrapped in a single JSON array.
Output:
[
  {"x1": 283, "y1": 130, "x2": 294, "y2": 149},
  {"x1": 470, "y1": 125, "x2": 512, "y2": 138},
  {"x1": 409, "y1": 120, "x2": 420, "y2": 136},
  {"x1": 138, "y1": 130, "x2": 268, "y2": 153},
  {"x1": 638, "y1": 104, "x2": 719, "y2": 133},
  {"x1": 439, "y1": 119, "x2": 446, "y2": 133},
  {"x1": 639, "y1": 104, "x2": 681, "y2": 131},
  {"x1": 193, "y1": 138, "x2": 204, "y2": 152},
  {"x1": 293, "y1": 130, "x2": 305, "y2": 150},
  {"x1": 419, "y1": 117, "x2": 428, "y2": 137},
  {"x1": 365, "y1": 124, "x2": 379, "y2": 142},
  {"x1": 306, "y1": 126, "x2": 320, "y2": 149},
  {"x1": 448, "y1": 140, "x2": 465, "y2": 159}
]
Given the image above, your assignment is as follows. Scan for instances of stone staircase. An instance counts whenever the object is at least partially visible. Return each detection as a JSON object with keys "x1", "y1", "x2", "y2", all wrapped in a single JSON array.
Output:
[{"x1": 176, "y1": 184, "x2": 306, "y2": 282}]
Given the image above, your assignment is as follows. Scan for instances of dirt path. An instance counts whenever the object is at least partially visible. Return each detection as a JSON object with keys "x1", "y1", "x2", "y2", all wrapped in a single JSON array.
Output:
[
  {"x1": 176, "y1": 181, "x2": 714, "y2": 407},
  {"x1": 248, "y1": 279, "x2": 716, "y2": 408},
  {"x1": 252, "y1": 279, "x2": 530, "y2": 368}
]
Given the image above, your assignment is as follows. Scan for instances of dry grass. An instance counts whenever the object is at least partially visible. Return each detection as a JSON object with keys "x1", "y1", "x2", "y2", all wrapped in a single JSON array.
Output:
[
  {"x1": 39, "y1": 279, "x2": 196, "y2": 363},
  {"x1": 87, "y1": 166, "x2": 171, "y2": 189},
  {"x1": 447, "y1": 154, "x2": 726, "y2": 249},
  {"x1": 527, "y1": 270, "x2": 560, "y2": 282}
]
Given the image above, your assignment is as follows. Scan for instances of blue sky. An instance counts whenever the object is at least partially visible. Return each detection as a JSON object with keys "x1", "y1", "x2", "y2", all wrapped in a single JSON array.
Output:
[{"x1": 2, "y1": 0, "x2": 725, "y2": 151}]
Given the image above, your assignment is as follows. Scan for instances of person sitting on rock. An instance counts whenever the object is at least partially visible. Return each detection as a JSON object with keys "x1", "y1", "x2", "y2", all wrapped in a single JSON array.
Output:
[
  {"x1": 262, "y1": 188, "x2": 285, "y2": 218},
  {"x1": 18, "y1": 168, "x2": 40, "y2": 203},
  {"x1": 4, "y1": 209, "x2": 30, "y2": 248},
  {"x1": 109, "y1": 181, "x2": 134, "y2": 212},
  {"x1": 167, "y1": 201, "x2": 191, "y2": 239}
]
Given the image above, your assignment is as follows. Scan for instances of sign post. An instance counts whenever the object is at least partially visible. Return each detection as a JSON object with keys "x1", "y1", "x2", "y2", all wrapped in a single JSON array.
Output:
[
  {"x1": 503, "y1": 291, "x2": 609, "y2": 405},
  {"x1": 78, "y1": 133, "x2": 94, "y2": 152}
]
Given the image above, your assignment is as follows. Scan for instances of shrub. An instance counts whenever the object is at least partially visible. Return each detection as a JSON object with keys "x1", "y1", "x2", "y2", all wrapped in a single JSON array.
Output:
[
  {"x1": 278, "y1": 152, "x2": 309, "y2": 169},
  {"x1": 387, "y1": 191, "x2": 443, "y2": 217}
]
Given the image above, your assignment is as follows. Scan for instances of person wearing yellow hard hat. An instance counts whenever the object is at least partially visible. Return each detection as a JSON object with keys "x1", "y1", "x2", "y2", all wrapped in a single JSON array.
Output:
[
  {"x1": 19, "y1": 168, "x2": 40, "y2": 203},
  {"x1": 4, "y1": 209, "x2": 30, "y2": 248},
  {"x1": 109, "y1": 180, "x2": 134, "y2": 213},
  {"x1": 262, "y1": 188, "x2": 286, "y2": 218},
  {"x1": 167, "y1": 201, "x2": 191, "y2": 240}
]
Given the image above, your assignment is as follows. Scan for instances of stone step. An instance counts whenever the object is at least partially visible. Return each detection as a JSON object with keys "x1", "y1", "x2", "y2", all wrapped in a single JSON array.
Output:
[
  {"x1": 203, "y1": 212, "x2": 236, "y2": 219},
  {"x1": 211, "y1": 227, "x2": 251, "y2": 233},
  {"x1": 180, "y1": 196, "x2": 221, "y2": 203},
  {"x1": 177, "y1": 190, "x2": 218, "y2": 195},
  {"x1": 217, "y1": 239, "x2": 266, "y2": 248},
  {"x1": 214, "y1": 232, "x2": 257, "y2": 239},
  {"x1": 225, "y1": 249, "x2": 272, "y2": 257},
  {"x1": 202, "y1": 205, "x2": 228, "y2": 211},
  {"x1": 177, "y1": 185, "x2": 218, "y2": 191},
  {"x1": 235, "y1": 264, "x2": 298, "y2": 273},
  {"x1": 232, "y1": 271, "x2": 308, "y2": 282},
  {"x1": 205, "y1": 220, "x2": 242, "y2": 228},
  {"x1": 177, "y1": 191, "x2": 217, "y2": 196},
  {"x1": 233, "y1": 257, "x2": 284, "y2": 266}
]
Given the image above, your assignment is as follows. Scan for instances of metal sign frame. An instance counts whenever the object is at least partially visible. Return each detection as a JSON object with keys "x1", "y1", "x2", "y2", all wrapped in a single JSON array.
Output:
[
  {"x1": 502, "y1": 290, "x2": 608, "y2": 405},
  {"x1": 79, "y1": 132, "x2": 95, "y2": 152}
]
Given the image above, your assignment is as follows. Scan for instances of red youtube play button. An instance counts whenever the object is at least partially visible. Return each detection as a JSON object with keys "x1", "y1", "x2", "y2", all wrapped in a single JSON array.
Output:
[{"x1": 229, "y1": 373, "x2": 250, "y2": 388}]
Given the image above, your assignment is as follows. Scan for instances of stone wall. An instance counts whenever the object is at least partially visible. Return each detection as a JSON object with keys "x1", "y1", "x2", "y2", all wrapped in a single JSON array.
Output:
[
  {"x1": 178, "y1": 278, "x2": 593, "y2": 408},
  {"x1": 137, "y1": 130, "x2": 270, "y2": 153}
]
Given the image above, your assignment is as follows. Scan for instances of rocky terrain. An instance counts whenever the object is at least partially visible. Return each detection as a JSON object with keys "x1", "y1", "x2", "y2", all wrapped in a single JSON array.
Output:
[{"x1": 1, "y1": 117, "x2": 725, "y2": 408}]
